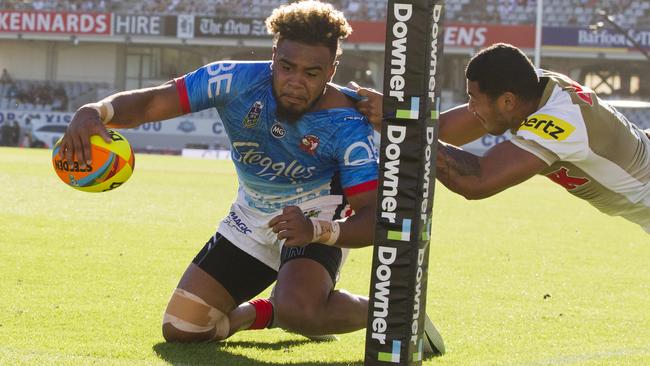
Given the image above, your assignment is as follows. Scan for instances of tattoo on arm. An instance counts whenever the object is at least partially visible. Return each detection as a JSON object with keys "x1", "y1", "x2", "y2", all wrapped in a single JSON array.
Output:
[{"x1": 440, "y1": 144, "x2": 481, "y2": 177}]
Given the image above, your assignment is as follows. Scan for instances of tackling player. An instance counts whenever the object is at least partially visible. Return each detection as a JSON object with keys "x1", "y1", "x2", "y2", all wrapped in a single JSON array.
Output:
[
  {"x1": 354, "y1": 43, "x2": 650, "y2": 233},
  {"x1": 58, "y1": 0, "x2": 444, "y2": 355}
]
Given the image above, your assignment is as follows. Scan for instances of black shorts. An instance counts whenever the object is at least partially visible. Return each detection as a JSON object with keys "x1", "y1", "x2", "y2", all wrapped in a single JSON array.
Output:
[
  {"x1": 193, "y1": 173, "x2": 347, "y2": 305},
  {"x1": 192, "y1": 232, "x2": 342, "y2": 305}
]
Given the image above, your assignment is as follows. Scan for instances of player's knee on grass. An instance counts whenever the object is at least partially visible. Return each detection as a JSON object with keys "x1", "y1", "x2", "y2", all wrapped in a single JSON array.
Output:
[{"x1": 162, "y1": 288, "x2": 230, "y2": 342}]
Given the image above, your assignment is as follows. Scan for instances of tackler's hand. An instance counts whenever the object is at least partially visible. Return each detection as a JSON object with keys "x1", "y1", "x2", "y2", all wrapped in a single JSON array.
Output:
[
  {"x1": 348, "y1": 81, "x2": 383, "y2": 132},
  {"x1": 269, "y1": 206, "x2": 314, "y2": 247}
]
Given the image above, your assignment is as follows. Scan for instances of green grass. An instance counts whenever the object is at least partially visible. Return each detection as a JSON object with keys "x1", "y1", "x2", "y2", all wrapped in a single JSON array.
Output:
[{"x1": 1, "y1": 147, "x2": 649, "y2": 365}]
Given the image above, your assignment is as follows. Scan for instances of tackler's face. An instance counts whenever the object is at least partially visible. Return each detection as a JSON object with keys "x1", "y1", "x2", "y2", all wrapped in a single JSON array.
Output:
[
  {"x1": 272, "y1": 39, "x2": 336, "y2": 122},
  {"x1": 466, "y1": 80, "x2": 511, "y2": 135}
]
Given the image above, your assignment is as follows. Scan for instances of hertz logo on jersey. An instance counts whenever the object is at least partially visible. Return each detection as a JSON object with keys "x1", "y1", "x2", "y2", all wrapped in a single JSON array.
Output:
[{"x1": 519, "y1": 114, "x2": 576, "y2": 141}]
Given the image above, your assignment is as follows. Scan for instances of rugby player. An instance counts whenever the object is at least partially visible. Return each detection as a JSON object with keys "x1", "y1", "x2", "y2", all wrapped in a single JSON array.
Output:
[
  {"x1": 58, "y1": 0, "x2": 445, "y2": 355},
  {"x1": 354, "y1": 43, "x2": 650, "y2": 233}
]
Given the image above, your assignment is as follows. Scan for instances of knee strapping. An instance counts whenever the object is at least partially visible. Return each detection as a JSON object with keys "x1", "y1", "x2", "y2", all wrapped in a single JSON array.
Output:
[{"x1": 163, "y1": 288, "x2": 230, "y2": 338}]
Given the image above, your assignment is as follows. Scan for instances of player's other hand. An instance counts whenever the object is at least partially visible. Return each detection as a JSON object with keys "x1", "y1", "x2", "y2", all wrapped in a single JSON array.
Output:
[
  {"x1": 347, "y1": 81, "x2": 382, "y2": 132},
  {"x1": 269, "y1": 206, "x2": 313, "y2": 247},
  {"x1": 59, "y1": 104, "x2": 112, "y2": 166}
]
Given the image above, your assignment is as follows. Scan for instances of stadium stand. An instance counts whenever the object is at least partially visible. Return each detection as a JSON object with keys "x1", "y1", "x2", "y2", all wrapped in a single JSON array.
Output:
[
  {"x1": 1, "y1": 0, "x2": 649, "y2": 126},
  {"x1": 616, "y1": 107, "x2": 650, "y2": 130},
  {"x1": 1, "y1": 0, "x2": 649, "y2": 26},
  {"x1": 0, "y1": 77, "x2": 108, "y2": 112},
  {"x1": 0, "y1": 0, "x2": 113, "y2": 12}
]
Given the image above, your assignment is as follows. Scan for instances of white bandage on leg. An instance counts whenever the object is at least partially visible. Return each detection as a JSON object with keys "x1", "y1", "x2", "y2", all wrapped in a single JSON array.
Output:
[
  {"x1": 163, "y1": 288, "x2": 230, "y2": 339},
  {"x1": 310, "y1": 219, "x2": 341, "y2": 246}
]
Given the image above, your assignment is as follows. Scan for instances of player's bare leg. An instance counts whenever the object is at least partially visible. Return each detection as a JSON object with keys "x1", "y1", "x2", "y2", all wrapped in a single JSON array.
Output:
[
  {"x1": 162, "y1": 264, "x2": 236, "y2": 342},
  {"x1": 273, "y1": 258, "x2": 367, "y2": 335},
  {"x1": 226, "y1": 257, "x2": 366, "y2": 337}
]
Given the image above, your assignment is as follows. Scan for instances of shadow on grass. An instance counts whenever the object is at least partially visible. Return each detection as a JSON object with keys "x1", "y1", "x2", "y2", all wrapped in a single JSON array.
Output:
[{"x1": 153, "y1": 339, "x2": 365, "y2": 366}]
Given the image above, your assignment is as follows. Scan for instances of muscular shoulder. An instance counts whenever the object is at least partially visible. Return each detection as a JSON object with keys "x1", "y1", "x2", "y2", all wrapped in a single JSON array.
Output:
[
  {"x1": 314, "y1": 84, "x2": 358, "y2": 111},
  {"x1": 325, "y1": 108, "x2": 371, "y2": 132},
  {"x1": 185, "y1": 61, "x2": 272, "y2": 93},
  {"x1": 513, "y1": 86, "x2": 589, "y2": 163}
]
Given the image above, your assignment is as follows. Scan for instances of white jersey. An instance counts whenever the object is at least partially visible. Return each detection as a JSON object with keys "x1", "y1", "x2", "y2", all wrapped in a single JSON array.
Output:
[{"x1": 510, "y1": 70, "x2": 650, "y2": 233}]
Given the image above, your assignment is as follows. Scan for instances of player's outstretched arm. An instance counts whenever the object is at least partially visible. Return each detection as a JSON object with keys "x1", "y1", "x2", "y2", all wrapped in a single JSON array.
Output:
[
  {"x1": 437, "y1": 140, "x2": 548, "y2": 199},
  {"x1": 59, "y1": 81, "x2": 182, "y2": 165},
  {"x1": 439, "y1": 104, "x2": 488, "y2": 146},
  {"x1": 269, "y1": 189, "x2": 377, "y2": 248},
  {"x1": 349, "y1": 83, "x2": 488, "y2": 146}
]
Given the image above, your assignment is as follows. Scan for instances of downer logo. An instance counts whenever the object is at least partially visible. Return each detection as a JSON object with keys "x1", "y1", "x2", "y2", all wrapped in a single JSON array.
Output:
[
  {"x1": 370, "y1": 246, "x2": 397, "y2": 346},
  {"x1": 388, "y1": 4, "x2": 412, "y2": 102},
  {"x1": 271, "y1": 122, "x2": 285, "y2": 138}
]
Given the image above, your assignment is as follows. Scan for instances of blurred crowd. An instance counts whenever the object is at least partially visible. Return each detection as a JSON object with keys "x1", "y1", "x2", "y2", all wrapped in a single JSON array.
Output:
[
  {"x1": 0, "y1": 115, "x2": 34, "y2": 148},
  {"x1": 0, "y1": 0, "x2": 647, "y2": 26},
  {"x1": 0, "y1": 0, "x2": 113, "y2": 12},
  {"x1": 1, "y1": 69, "x2": 69, "y2": 112}
]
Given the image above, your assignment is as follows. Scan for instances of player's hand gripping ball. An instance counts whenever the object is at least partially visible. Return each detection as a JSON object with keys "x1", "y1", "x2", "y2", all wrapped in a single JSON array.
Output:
[{"x1": 52, "y1": 130, "x2": 135, "y2": 192}]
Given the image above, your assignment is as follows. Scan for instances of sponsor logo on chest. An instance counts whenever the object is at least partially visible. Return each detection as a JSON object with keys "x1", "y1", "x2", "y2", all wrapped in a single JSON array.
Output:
[
  {"x1": 271, "y1": 121, "x2": 286, "y2": 139},
  {"x1": 232, "y1": 141, "x2": 316, "y2": 182},
  {"x1": 520, "y1": 114, "x2": 575, "y2": 140}
]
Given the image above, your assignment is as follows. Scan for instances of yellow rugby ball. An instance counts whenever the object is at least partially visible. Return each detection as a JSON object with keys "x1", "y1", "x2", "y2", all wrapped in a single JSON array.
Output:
[{"x1": 52, "y1": 130, "x2": 135, "y2": 192}]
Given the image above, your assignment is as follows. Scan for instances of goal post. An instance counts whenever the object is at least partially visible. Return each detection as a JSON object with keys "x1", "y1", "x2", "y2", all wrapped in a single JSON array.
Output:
[{"x1": 364, "y1": 1, "x2": 445, "y2": 365}]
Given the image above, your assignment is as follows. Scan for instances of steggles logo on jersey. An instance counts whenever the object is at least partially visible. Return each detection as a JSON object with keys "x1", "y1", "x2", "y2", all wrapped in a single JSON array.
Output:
[
  {"x1": 243, "y1": 101, "x2": 264, "y2": 128},
  {"x1": 520, "y1": 114, "x2": 576, "y2": 141},
  {"x1": 299, "y1": 134, "x2": 320, "y2": 155},
  {"x1": 271, "y1": 121, "x2": 286, "y2": 139},
  {"x1": 232, "y1": 141, "x2": 316, "y2": 182}
]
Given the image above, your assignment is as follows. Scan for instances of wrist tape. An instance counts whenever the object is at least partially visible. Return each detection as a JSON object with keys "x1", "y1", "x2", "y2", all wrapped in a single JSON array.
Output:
[{"x1": 310, "y1": 218, "x2": 341, "y2": 246}]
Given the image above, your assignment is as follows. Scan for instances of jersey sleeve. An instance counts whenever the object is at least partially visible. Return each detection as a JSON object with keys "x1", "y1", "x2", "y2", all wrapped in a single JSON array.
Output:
[
  {"x1": 333, "y1": 117, "x2": 379, "y2": 196},
  {"x1": 510, "y1": 107, "x2": 589, "y2": 165},
  {"x1": 174, "y1": 61, "x2": 271, "y2": 113}
]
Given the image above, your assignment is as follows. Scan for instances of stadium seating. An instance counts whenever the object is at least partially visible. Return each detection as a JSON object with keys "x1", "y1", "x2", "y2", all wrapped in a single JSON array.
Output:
[
  {"x1": 1, "y1": 0, "x2": 649, "y2": 130},
  {"x1": 1, "y1": 0, "x2": 649, "y2": 27},
  {"x1": 1, "y1": 79, "x2": 109, "y2": 111},
  {"x1": 617, "y1": 107, "x2": 650, "y2": 130},
  {"x1": 0, "y1": 0, "x2": 650, "y2": 28}
]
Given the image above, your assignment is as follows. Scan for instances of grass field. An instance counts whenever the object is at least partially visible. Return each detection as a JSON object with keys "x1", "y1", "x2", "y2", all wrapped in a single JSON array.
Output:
[{"x1": 1, "y1": 147, "x2": 649, "y2": 366}]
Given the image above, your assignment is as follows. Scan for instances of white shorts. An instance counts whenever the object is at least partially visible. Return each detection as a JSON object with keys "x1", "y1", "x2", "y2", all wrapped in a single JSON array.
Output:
[{"x1": 218, "y1": 193, "x2": 345, "y2": 271}]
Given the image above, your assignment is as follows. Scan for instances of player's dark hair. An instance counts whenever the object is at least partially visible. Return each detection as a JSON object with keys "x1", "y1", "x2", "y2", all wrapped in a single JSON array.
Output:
[
  {"x1": 466, "y1": 43, "x2": 541, "y2": 101},
  {"x1": 265, "y1": 0, "x2": 352, "y2": 59}
]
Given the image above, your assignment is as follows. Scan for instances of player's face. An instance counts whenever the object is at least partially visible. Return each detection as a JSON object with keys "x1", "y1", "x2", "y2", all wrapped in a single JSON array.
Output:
[
  {"x1": 272, "y1": 39, "x2": 336, "y2": 122},
  {"x1": 466, "y1": 81, "x2": 511, "y2": 135}
]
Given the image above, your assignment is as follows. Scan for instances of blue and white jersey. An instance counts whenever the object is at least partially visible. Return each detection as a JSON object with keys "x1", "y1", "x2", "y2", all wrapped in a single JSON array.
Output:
[{"x1": 175, "y1": 61, "x2": 378, "y2": 214}]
